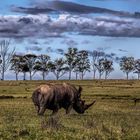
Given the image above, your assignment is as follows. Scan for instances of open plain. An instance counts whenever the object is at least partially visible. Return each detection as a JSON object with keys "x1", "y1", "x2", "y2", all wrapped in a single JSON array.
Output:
[{"x1": 0, "y1": 80, "x2": 140, "y2": 140}]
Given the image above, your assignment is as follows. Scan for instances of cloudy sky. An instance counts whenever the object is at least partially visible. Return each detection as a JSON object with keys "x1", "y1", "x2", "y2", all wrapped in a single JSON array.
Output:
[{"x1": 0, "y1": 0, "x2": 140, "y2": 79}]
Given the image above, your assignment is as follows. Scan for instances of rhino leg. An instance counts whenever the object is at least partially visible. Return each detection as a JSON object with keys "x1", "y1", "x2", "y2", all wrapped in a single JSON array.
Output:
[
  {"x1": 35, "y1": 105, "x2": 40, "y2": 114},
  {"x1": 52, "y1": 105, "x2": 60, "y2": 116},
  {"x1": 38, "y1": 106, "x2": 46, "y2": 116},
  {"x1": 66, "y1": 105, "x2": 73, "y2": 114},
  {"x1": 52, "y1": 109, "x2": 58, "y2": 116},
  {"x1": 38, "y1": 94, "x2": 47, "y2": 116}
]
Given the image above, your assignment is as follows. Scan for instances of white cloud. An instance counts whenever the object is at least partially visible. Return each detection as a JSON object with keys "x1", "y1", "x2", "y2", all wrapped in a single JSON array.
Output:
[{"x1": 0, "y1": 14, "x2": 140, "y2": 38}]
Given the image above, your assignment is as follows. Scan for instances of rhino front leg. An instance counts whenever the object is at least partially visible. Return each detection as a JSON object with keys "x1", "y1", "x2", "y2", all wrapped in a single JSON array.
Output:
[
  {"x1": 35, "y1": 105, "x2": 40, "y2": 114},
  {"x1": 52, "y1": 109, "x2": 59, "y2": 116},
  {"x1": 52, "y1": 105, "x2": 60, "y2": 116},
  {"x1": 38, "y1": 105, "x2": 46, "y2": 116},
  {"x1": 66, "y1": 105, "x2": 73, "y2": 114}
]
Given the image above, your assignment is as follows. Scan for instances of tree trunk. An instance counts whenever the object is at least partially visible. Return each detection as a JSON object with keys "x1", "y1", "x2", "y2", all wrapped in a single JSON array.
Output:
[
  {"x1": 29, "y1": 71, "x2": 32, "y2": 80},
  {"x1": 81, "y1": 72, "x2": 84, "y2": 80},
  {"x1": 1, "y1": 72, "x2": 4, "y2": 80},
  {"x1": 126, "y1": 72, "x2": 129, "y2": 80},
  {"x1": 75, "y1": 72, "x2": 78, "y2": 80},
  {"x1": 56, "y1": 72, "x2": 59, "y2": 80},
  {"x1": 99, "y1": 72, "x2": 102, "y2": 79},
  {"x1": 138, "y1": 73, "x2": 140, "y2": 80},
  {"x1": 16, "y1": 73, "x2": 18, "y2": 81},
  {"x1": 1, "y1": 66, "x2": 5, "y2": 80},
  {"x1": 93, "y1": 70, "x2": 96, "y2": 79},
  {"x1": 105, "y1": 71, "x2": 107, "y2": 80},
  {"x1": 23, "y1": 72, "x2": 26, "y2": 80},
  {"x1": 56, "y1": 75, "x2": 59, "y2": 80},
  {"x1": 69, "y1": 70, "x2": 71, "y2": 80},
  {"x1": 42, "y1": 71, "x2": 45, "y2": 80}
]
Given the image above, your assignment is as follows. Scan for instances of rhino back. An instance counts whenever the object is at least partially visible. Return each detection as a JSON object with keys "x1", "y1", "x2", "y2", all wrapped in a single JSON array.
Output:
[{"x1": 32, "y1": 83, "x2": 79, "y2": 109}]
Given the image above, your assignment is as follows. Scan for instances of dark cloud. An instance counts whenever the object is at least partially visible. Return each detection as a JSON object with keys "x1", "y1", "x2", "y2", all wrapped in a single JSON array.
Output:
[
  {"x1": 28, "y1": 39, "x2": 39, "y2": 45},
  {"x1": 0, "y1": 29, "x2": 18, "y2": 34},
  {"x1": 81, "y1": 40, "x2": 91, "y2": 44},
  {"x1": 11, "y1": 5, "x2": 55, "y2": 14},
  {"x1": 56, "y1": 48, "x2": 65, "y2": 55},
  {"x1": 0, "y1": 14, "x2": 140, "y2": 38},
  {"x1": 45, "y1": 47, "x2": 65, "y2": 54},
  {"x1": 45, "y1": 1, "x2": 120, "y2": 14},
  {"x1": 104, "y1": 37, "x2": 128, "y2": 42},
  {"x1": 25, "y1": 46, "x2": 42, "y2": 52},
  {"x1": 44, "y1": 39, "x2": 54, "y2": 44},
  {"x1": 46, "y1": 47, "x2": 53, "y2": 53},
  {"x1": 118, "y1": 49, "x2": 128, "y2": 52},
  {"x1": 11, "y1": 0, "x2": 136, "y2": 18},
  {"x1": 65, "y1": 40, "x2": 78, "y2": 47}
]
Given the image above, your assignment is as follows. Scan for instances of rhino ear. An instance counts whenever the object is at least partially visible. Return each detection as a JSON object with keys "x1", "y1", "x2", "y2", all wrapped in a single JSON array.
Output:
[{"x1": 78, "y1": 86, "x2": 82, "y2": 98}]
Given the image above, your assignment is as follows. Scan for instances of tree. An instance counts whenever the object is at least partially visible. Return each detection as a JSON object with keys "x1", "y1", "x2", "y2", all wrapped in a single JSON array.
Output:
[
  {"x1": 65, "y1": 47, "x2": 78, "y2": 80},
  {"x1": 120, "y1": 56, "x2": 135, "y2": 79},
  {"x1": 50, "y1": 58, "x2": 68, "y2": 80},
  {"x1": 10, "y1": 55, "x2": 23, "y2": 80},
  {"x1": 102, "y1": 59, "x2": 114, "y2": 79},
  {"x1": 0, "y1": 40, "x2": 15, "y2": 80},
  {"x1": 23, "y1": 54, "x2": 37, "y2": 80},
  {"x1": 73, "y1": 55, "x2": 80, "y2": 80},
  {"x1": 89, "y1": 50, "x2": 105, "y2": 79},
  {"x1": 95, "y1": 58, "x2": 105, "y2": 79},
  {"x1": 35, "y1": 54, "x2": 50, "y2": 80},
  {"x1": 20, "y1": 61, "x2": 29, "y2": 80},
  {"x1": 12, "y1": 55, "x2": 30, "y2": 80},
  {"x1": 76, "y1": 50, "x2": 90, "y2": 80},
  {"x1": 134, "y1": 59, "x2": 140, "y2": 79}
]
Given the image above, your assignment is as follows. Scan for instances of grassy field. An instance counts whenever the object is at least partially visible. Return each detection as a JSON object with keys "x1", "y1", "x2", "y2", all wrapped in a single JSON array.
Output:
[{"x1": 0, "y1": 80, "x2": 140, "y2": 140}]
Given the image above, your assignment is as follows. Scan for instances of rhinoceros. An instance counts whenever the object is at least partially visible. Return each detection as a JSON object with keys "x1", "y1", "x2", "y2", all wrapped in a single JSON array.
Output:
[{"x1": 32, "y1": 83, "x2": 96, "y2": 115}]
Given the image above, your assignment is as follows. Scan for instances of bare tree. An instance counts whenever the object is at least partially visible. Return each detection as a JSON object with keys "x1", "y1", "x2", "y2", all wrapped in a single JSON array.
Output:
[
  {"x1": 95, "y1": 58, "x2": 105, "y2": 79},
  {"x1": 89, "y1": 49, "x2": 105, "y2": 79},
  {"x1": 0, "y1": 40, "x2": 15, "y2": 80},
  {"x1": 134, "y1": 59, "x2": 140, "y2": 79}
]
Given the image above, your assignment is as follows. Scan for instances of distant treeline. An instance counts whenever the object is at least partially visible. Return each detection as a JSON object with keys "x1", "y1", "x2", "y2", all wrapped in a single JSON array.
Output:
[{"x1": 0, "y1": 40, "x2": 139, "y2": 80}]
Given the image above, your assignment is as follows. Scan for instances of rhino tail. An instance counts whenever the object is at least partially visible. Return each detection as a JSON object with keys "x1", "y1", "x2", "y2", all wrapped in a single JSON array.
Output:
[{"x1": 32, "y1": 88, "x2": 41, "y2": 106}]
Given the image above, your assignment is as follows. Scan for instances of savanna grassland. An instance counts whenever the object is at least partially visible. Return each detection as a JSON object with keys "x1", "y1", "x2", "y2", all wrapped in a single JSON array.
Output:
[{"x1": 0, "y1": 80, "x2": 140, "y2": 140}]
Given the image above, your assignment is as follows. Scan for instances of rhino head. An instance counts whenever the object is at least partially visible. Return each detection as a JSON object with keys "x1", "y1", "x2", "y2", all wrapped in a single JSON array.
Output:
[
  {"x1": 73, "y1": 86, "x2": 96, "y2": 114},
  {"x1": 73, "y1": 99, "x2": 96, "y2": 114}
]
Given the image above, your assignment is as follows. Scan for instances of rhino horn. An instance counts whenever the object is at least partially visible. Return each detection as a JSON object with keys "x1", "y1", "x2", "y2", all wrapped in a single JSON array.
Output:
[{"x1": 84, "y1": 100, "x2": 96, "y2": 110}]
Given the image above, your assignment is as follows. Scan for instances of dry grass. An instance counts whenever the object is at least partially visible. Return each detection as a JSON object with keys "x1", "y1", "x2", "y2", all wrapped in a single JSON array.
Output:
[{"x1": 0, "y1": 80, "x2": 140, "y2": 140}]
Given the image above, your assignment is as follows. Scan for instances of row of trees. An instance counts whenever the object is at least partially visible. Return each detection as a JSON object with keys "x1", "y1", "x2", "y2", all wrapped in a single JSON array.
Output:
[{"x1": 0, "y1": 40, "x2": 140, "y2": 80}]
